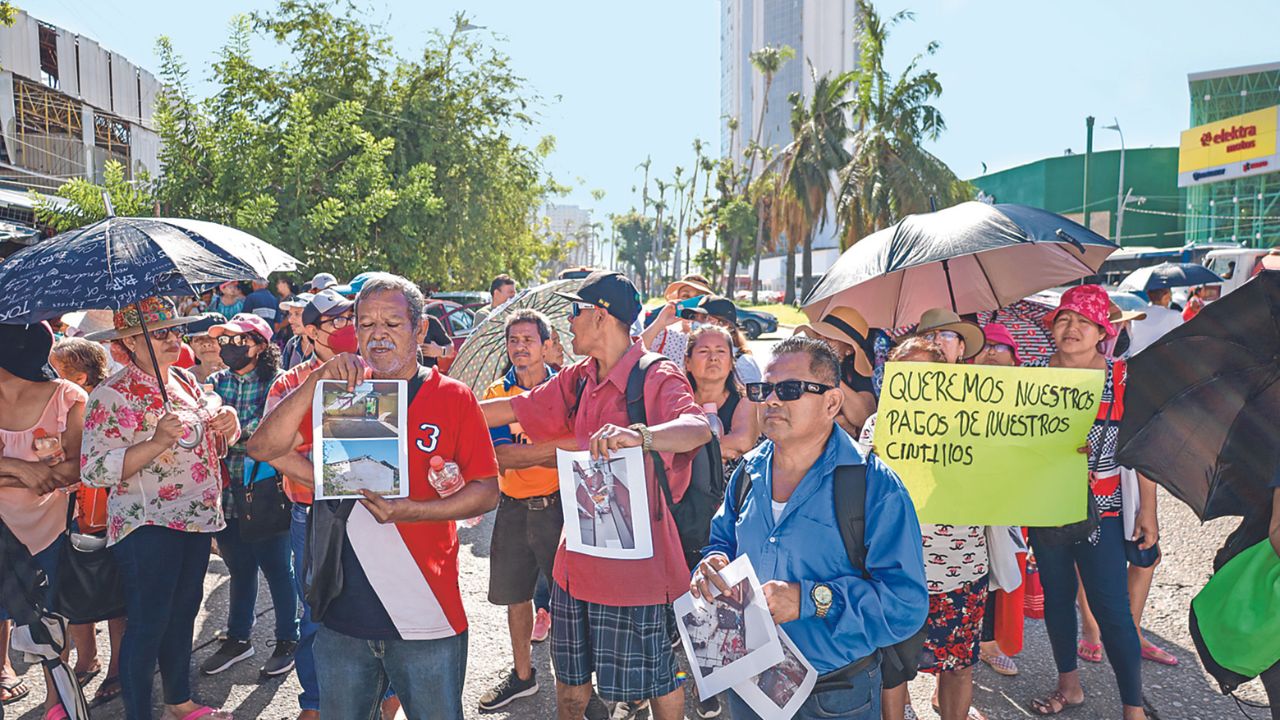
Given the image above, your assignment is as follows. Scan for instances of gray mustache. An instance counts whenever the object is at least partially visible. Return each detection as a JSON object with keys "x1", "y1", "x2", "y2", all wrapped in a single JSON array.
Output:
[{"x1": 366, "y1": 339, "x2": 397, "y2": 351}]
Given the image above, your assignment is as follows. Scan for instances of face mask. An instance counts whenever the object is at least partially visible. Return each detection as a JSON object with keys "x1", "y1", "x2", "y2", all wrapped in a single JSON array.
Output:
[
  {"x1": 324, "y1": 324, "x2": 359, "y2": 355},
  {"x1": 689, "y1": 321, "x2": 705, "y2": 331},
  {"x1": 219, "y1": 345, "x2": 254, "y2": 372}
]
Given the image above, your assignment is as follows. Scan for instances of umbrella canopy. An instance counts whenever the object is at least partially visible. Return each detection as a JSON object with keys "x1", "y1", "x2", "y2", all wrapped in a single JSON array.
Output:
[
  {"x1": 0, "y1": 216, "x2": 298, "y2": 324},
  {"x1": 1117, "y1": 262, "x2": 1223, "y2": 293},
  {"x1": 450, "y1": 279, "x2": 584, "y2": 394},
  {"x1": 802, "y1": 201, "x2": 1119, "y2": 329},
  {"x1": 1115, "y1": 270, "x2": 1280, "y2": 521},
  {"x1": 160, "y1": 217, "x2": 300, "y2": 281}
]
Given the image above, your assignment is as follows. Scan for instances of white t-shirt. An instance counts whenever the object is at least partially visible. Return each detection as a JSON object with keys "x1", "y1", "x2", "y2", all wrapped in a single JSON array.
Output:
[
  {"x1": 771, "y1": 500, "x2": 786, "y2": 524},
  {"x1": 1126, "y1": 305, "x2": 1183, "y2": 357}
]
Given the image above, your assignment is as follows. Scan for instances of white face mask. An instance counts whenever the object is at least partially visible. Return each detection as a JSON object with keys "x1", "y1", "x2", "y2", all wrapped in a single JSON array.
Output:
[{"x1": 689, "y1": 321, "x2": 704, "y2": 331}]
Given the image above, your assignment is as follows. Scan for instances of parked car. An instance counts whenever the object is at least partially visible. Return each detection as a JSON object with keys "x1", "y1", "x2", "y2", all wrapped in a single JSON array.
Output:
[
  {"x1": 431, "y1": 290, "x2": 488, "y2": 306},
  {"x1": 641, "y1": 304, "x2": 779, "y2": 340},
  {"x1": 424, "y1": 299, "x2": 476, "y2": 373}
]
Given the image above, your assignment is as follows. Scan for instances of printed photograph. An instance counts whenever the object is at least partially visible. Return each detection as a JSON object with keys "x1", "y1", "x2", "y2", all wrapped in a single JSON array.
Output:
[
  {"x1": 556, "y1": 447, "x2": 653, "y2": 561},
  {"x1": 317, "y1": 439, "x2": 405, "y2": 499},
  {"x1": 731, "y1": 627, "x2": 818, "y2": 720},
  {"x1": 320, "y1": 381, "x2": 402, "y2": 439},
  {"x1": 674, "y1": 555, "x2": 783, "y2": 700}
]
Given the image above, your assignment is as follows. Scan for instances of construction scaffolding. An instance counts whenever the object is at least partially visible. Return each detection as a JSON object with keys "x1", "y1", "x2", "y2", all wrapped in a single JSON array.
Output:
[{"x1": 1185, "y1": 63, "x2": 1280, "y2": 249}]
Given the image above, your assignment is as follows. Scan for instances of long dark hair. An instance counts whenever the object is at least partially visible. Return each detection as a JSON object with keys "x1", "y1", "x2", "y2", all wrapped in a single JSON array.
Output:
[
  {"x1": 251, "y1": 332, "x2": 281, "y2": 381},
  {"x1": 685, "y1": 325, "x2": 745, "y2": 397}
]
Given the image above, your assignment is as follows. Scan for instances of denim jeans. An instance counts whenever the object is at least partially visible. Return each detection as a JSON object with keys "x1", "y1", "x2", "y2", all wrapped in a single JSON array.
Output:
[
  {"x1": 314, "y1": 626, "x2": 467, "y2": 720},
  {"x1": 111, "y1": 527, "x2": 212, "y2": 719},
  {"x1": 216, "y1": 517, "x2": 299, "y2": 642},
  {"x1": 1032, "y1": 516, "x2": 1143, "y2": 707},
  {"x1": 725, "y1": 657, "x2": 881, "y2": 719},
  {"x1": 290, "y1": 503, "x2": 320, "y2": 711},
  {"x1": 533, "y1": 573, "x2": 551, "y2": 613}
]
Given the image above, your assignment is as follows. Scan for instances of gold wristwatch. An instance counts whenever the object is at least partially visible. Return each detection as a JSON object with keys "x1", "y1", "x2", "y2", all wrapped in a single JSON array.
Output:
[
  {"x1": 628, "y1": 423, "x2": 654, "y2": 452},
  {"x1": 812, "y1": 583, "x2": 834, "y2": 619}
]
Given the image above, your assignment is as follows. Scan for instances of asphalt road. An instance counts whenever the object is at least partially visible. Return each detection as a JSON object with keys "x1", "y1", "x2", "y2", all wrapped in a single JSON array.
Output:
[{"x1": 321, "y1": 417, "x2": 398, "y2": 439}]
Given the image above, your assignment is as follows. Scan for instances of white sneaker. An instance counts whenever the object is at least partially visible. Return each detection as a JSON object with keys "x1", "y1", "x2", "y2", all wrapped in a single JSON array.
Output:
[{"x1": 610, "y1": 699, "x2": 650, "y2": 720}]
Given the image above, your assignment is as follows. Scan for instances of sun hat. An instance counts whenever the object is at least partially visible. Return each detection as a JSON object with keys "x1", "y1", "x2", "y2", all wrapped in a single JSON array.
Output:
[
  {"x1": 663, "y1": 277, "x2": 714, "y2": 301},
  {"x1": 795, "y1": 306, "x2": 875, "y2": 377},
  {"x1": 0, "y1": 322, "x2": 56, "y2": 382},
  {"x1": 981, "y1": 323, "x2": 1022, "y2": 365},
  {"x1": 1046, "y1": 284, "x2": 1117, "y2": 339},
  {"x1": 84, "y1": 297, "x2": 204, "y2": 342},
  {"x1": 911, "y1": 307, "x2": 985, "y2": 360},
  {"x1": 209, "y1": 313, "x2": 274, "y2": 343},
  {"x1": 1108, "y1": 300, "x2": 1147, "y2": 325}
]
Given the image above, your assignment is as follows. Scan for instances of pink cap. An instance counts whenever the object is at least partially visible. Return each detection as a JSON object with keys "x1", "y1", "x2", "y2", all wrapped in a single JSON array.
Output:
[
  {"x1": 1045, "y1": 285, "x2": 1117, "y2": 339},
  {"x1": 208, "y1": 313, "x2": 274, "y2": 342},
  {"x1": 981, "y1": 323, "x2": 1021, "y2": 365}
]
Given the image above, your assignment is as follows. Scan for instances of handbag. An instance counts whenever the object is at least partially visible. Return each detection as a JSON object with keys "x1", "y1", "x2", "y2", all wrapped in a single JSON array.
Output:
[
  {"x1": 1030, "y1": 393, "x2": 1114, "y2": 546},
  {"x1": 232, "y1": 459, "x2": 292, "y2": 543},
  {"x1": 55, "y1": 505, "x2": 125, "y2": 624}
]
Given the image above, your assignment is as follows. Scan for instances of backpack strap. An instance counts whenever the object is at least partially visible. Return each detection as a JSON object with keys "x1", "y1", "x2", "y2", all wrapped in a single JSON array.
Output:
[
  {"x1": 626, "y1": 352, "x2": 671, "y2": 519},
  {"x1": 833, "y1": 462, "x2": 870, "y2": 580}
]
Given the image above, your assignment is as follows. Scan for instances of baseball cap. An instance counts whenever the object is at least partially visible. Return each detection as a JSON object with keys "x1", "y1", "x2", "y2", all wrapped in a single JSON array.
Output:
[
  {"x1": 279, "y1": 292, "x2": 315, "y2": 311},
  {"x1": 184, "y1": 312, "x2": 228, "y2": 337},
  {"x1": 302, "y1": 289, "x2": 355, "y2": 327},
  {"x1": 331, "y1": 272, "x2": 375, "y2": 297},
  {"x1": 209, "y1": 313, "x2": 274, "y2": 343},
  {"x1": 308, "y1": 272, "x2": 339, "y2": 293},
  {"x1": 553, "y1": 271, "x2": 643, "y2": 327},
  {"x1": 697, "y1": 295, "x2": 738, "y2": 325}
]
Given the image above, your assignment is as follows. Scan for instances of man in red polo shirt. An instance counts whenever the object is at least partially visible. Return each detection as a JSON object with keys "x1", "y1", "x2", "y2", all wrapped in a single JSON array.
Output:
[
  {"x1": 250, "y1": 273, "x2": 498, "y2": 719},
  {"x1": 481, "y1": 271, "x2": 711, "y2": 720}
]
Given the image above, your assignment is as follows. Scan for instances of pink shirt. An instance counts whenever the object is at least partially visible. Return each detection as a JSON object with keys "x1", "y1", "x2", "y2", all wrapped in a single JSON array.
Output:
[
  {"x1": 0, "y1": 380, "x2": 87, "y2": 553},
  {"x1": 511, "y1": 341, "x2": 704, "y2": 607}
]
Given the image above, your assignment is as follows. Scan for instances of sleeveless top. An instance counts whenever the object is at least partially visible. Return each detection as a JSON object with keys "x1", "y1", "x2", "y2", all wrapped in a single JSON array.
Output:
[{"x1": 0, "y1": 380, "x2": 87, "y2": 553}]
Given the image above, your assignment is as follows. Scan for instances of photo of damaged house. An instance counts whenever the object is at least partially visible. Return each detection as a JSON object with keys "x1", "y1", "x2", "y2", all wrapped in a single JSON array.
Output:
[
  {"x1": 320, "y1": 440, "x2": 402, "y2": 497},
  {"x1": 682, "y1": 577, "x2": 767, "y2": 679},
  {"x1": 321, "y1": 381, "x2": 401, "y2": 439},
  {"x1": 572, "y1": 456, "x2": 636, "y2": 550}
]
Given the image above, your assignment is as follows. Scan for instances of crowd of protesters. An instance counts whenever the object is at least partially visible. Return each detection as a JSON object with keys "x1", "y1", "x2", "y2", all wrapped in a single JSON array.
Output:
[{"x1": 0, "y1": 263, "x2": 1276, "y2": 720}]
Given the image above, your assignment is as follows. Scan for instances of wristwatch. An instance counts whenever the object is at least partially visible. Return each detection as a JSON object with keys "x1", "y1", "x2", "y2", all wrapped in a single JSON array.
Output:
[
  {"x1": 628, "y1": 423, "x2": 654, "y2": 452},
  {"x1": 811, "y1": 583, "x2": 834, "y2": 619}
]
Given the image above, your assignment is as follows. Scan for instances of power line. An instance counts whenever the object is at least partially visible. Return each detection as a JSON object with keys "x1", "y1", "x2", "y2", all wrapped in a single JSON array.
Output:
[{"x1": 1126, "y1": 206, "x2": 1280, "y2": 222}]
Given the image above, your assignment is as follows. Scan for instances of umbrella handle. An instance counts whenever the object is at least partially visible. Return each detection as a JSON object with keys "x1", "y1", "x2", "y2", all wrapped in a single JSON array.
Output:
[{"x1": 167, "y1": 401, "x2": 206, "y2": 450}]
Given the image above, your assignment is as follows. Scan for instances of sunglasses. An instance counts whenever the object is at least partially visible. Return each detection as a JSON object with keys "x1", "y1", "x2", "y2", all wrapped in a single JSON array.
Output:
[
  {"x1": 570, "y1": 302, "x2": 598, "y2": 318},
  {"x1": 146, "y1": 327, "x2": 184, "y2": 341},
  {"x1": 745, "y1": 380, "x2": 835, "y2": 402},
  {"x1": 983, "y1": 342, "x2": 1013, "y2": 354},
  {"x1": 922, "y1": 329, "x2": 961, "y2": 343},
  {"x1": 216, "y1": 334, "x2": 257, "y2": 347}
]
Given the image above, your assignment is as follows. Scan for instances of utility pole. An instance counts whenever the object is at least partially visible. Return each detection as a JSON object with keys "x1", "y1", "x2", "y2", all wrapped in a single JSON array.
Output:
[{"x1": 1083, "y1": 116, "x2": 1095, "y2": 231}]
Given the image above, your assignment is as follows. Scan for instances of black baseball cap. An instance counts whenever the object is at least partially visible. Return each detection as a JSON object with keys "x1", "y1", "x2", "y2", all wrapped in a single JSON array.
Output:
[
  {"x1": 554, "y1": 271, "x2": 642, "y2": 326},
  {"x1": 697, "y1": 295, "x2": 738, "y2": 325},
  {"x1": 184, "y1": 312, "x2": 228, "y2": 337}
]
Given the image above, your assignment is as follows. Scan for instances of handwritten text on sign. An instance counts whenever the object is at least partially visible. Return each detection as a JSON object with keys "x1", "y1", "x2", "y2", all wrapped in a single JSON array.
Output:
[{"x1": 873, "y1": 362, "x2": 1104, "y2": 525}]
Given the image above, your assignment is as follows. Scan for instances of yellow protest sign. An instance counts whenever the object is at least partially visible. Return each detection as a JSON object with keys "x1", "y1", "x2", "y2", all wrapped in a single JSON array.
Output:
[{"x1": 872, "y1": 362, "x2": 1104, "y2": 525}]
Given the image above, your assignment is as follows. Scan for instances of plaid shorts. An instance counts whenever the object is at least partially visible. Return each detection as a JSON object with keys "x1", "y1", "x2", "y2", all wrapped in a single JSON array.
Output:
[{"x1": 549, "y1": 582, "x2": 682, "y2": 702}]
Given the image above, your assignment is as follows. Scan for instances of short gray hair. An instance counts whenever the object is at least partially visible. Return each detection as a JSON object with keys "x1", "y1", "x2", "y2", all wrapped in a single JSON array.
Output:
[
  {"x1": 769, "y1": 335, "x2": 840, "y2": 387},
  {"x1": 354, "y1": 273, "x2": 425, "y2": 329},
  {"x1": 505, "y1": 309, "x2": 551, "y2": 343}
]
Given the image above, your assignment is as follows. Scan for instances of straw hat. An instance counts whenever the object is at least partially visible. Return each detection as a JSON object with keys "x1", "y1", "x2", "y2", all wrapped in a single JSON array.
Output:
[
  {"x1": 912, "y1": 308, "x2": 985, "y2": 360},
  {"x1": 1108, "y1": 300, "x2": 1147, "y2": 324},
  {"x1": 84, "y1": 297, "x2": 203, "y2": 342},
  {"x1": 795, "y1": 306, "x2": 875, "y2": 378},
  {"x1": 663, "y1": 278, "x2": 714, "y2": 301}
]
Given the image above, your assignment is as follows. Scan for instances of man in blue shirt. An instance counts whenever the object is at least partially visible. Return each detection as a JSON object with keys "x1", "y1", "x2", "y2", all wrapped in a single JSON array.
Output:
[
  {"x1": 693, "y1": 335, "x2": 928, "y2": 719},
  {"x1": 242, "y1": 278, "x2": 280, "y2": 326}
]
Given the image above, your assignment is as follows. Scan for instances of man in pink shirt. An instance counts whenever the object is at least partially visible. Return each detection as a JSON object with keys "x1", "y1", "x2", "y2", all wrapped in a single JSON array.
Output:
[{"x1": 481, "y1": 271, "x2": 711, "y2": 720}]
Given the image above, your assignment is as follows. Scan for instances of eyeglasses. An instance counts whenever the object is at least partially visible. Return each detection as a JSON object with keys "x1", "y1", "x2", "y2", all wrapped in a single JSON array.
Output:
[
  {"x1": 570, "y1": 302, "x2": 597, "y2": 318},
  {"x1": 147, "y1": 327, "x2": 183, "y2": 341},
  {"x1": 216, "y1": 334, "x2": 257, "y2": 347},
  {"x1": 983, "y1": 343, "x2": 1013, "y2": 354},
  {"x1": 320, "y1": 314, "x2": 352, "y2": 329},
  {"x1": 922, "y1": 329, "x2": 961, "y2": 343},
  {"x1": 745, "y1": 380, "x2": 835, "y2": 402}
]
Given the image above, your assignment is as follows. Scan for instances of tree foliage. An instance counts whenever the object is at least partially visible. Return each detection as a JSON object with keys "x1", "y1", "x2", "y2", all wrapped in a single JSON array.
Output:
[
  {"x1": 150, "y1": 3, "x2": 553, "y2": 287},
  {"x1": 34, "y1": 161, "x2": 156, "y2": 232}
]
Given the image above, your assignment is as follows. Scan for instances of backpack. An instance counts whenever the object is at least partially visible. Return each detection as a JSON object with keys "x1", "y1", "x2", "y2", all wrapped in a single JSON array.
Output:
[
  {"x1": 625, "y1": 352, "x2": 726, "y2": 570},
  {"x1": 731, "y1": 458, "x2": 928, "y2": 689}
]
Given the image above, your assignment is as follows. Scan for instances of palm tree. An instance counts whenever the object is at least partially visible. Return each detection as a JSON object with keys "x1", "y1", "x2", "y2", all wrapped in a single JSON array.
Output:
[
  {"x1": 725, "y1": 44, "x2": 795, "y2": 296},
  {"x1": 635, "y1": 156, "x2": 653, "y2": 293},
  {"x1": 837, "y1": 0, "x2": 971, "y2": 247},
  {"x1": 776, "y1": 65, "x2": 855, "y2": 300},
  {"x1": 652, "y1": 179, "x2": 669, "y2": 290},
  {"x1": 768, "y1": 181, "x2": 810, "y2": 306}
]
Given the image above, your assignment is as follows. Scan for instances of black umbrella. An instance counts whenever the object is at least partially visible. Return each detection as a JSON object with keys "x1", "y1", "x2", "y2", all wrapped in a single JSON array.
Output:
[
  {"x1": 801, "y1": 201, "x2": 1119, "y2": 328},
  {"x1": 1116, "y1": 270, "x2": 1280, "y2": 521},
  {"x1": 1117, "y1": 261, "x2": 1223, "y2": 293}
]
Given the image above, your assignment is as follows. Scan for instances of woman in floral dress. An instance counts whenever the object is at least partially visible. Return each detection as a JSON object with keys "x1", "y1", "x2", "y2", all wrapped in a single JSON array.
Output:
[{"x1": 82, "y1": 297, "x2": 241, "y2": 720}]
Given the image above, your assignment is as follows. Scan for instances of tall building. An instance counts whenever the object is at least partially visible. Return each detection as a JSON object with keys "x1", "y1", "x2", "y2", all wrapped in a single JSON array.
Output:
[
  {"x1": 720, "y1": 0, "x2": 857, "y2": 291},
  {"x1": 544, "y1": 203, "x2": 597, "y2": 270}
]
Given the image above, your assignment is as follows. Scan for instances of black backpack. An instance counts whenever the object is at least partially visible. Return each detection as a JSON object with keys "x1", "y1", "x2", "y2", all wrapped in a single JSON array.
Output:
[
  {"x1": 731, "y1": 459, "x2": 928, "y2": 689},
  {"x1": 625, "y1": 352, "x2": 726, "y2": 570}
]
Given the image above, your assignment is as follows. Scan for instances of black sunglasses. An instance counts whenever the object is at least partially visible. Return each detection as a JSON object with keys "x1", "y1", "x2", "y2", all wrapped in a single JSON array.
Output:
[{"x1": 745, "y1": 380, "x2": 835, "y2": 402}]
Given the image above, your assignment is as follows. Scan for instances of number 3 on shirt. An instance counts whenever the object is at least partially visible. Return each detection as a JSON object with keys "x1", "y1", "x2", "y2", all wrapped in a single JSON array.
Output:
[{"x1": 416, "y1": 423, "x2": 441, "y2": 453}]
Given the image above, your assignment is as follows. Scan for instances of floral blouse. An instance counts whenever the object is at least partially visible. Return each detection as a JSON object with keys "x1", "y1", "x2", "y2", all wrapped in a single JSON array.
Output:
[{"x1": 81, "y1": 363, "x2": 233, "y2": 545}]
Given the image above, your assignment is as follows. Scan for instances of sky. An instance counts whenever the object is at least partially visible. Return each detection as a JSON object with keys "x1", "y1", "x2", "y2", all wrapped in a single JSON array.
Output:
[{"x1": 16, "y1": 0, "x2": 1280, "y2": 225}]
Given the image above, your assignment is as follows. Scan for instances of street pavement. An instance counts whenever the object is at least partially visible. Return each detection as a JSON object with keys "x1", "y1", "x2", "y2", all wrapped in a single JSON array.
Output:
[
  {"x1": 6, "y1": 329, "x2": 1273, "y2": 719},
  {"x1": 322, "y1": 417, "x2": 398, "y2": 439}
]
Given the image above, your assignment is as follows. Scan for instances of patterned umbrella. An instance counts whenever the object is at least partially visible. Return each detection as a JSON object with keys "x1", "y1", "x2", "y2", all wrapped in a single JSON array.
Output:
[
  {"x1": 450, "y1": 279, "x2": 585, "y2": 394},
  {"x1": 883, "y1": 297, "x2": 1057, "y2": 366}
]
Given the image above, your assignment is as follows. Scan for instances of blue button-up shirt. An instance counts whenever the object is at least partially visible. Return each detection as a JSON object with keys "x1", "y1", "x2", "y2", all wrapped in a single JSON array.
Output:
[{"x1": 703, "y1": 425, "x2": 928, "y2": 674}]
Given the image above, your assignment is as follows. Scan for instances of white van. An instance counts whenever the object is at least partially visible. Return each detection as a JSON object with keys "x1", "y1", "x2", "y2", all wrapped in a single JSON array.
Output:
[{"x1": 1202, "y1": 248, "x2": 1273, "y2": 297}]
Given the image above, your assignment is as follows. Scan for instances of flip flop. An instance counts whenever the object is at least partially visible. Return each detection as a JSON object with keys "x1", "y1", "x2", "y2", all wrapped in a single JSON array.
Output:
[
  {"x1": 1076, "y1": 640, "x2": 1103, "y2": 663},
  {"x1": 164, "y1": 707, "x2": 233, "y2": 720},
  {"x1": 0, "y1": 678, "x2": 30, "y2": 704},
  {"x1": 1141, "y1": 644, "x2": 1179, "y2": 666},
  {"x1": 92, "y1": 676, "x2": 123, "y2": 706},
  {"x1": 1030, "y1": 690, "x2": 1084, "y2": 716},
  {"x1": 44, "y1": 704, "x2": 69, "y2": 720},
  {"x1": 75, "y1": 665, "x2": 101, "y2": 685}
]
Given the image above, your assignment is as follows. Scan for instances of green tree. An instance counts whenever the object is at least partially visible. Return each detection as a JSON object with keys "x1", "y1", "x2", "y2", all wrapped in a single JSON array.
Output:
[
  {"x1": 613, "y1": 211, "x2": 673, "y2": 292},
  {"x1": 34, "y1": 161, "x2": 155, "y2": 231},
  {"x1": 837, "y1": 0, "x2": 972, "y2": 247}
]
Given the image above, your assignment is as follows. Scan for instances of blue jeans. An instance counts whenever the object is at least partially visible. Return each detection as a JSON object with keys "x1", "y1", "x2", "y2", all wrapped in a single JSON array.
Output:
[
  {"x1": 216, "y1": 517, "x2": 299, "y2": 642},
  {"x1": 291, "y1": 504, "x2": 321, "y2": 711},
  {"x1": 1032, "y1": 516, "x2": 1143, "y2": 707},
  {"x1": 725, "y1": 658, "x2": 881, "y2": 719},
  {"x1": 111, "y1": 527, "x2": 211, "y2": 719},
  {"x1": 533, "y1": 573, "x2": 551, "y2": 613},
  {"x1": 314, "y1": 626, "x2": 467, "y2": 720}
]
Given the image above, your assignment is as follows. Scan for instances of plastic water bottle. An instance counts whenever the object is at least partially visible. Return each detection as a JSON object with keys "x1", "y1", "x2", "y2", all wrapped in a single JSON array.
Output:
[
  {"x1": 702, "y1": 403, "x2": 724, "y2": 438},
  {"x1": 428, "y1": 457, "x2": 483, "y2": 527}
]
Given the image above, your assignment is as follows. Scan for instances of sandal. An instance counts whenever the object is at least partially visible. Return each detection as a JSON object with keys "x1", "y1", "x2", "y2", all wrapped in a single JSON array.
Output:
[
  {"x1": 980, "y1": 649, "x2": 1019, "y2": 676},
  {"x1": 1076, "y1": 640, "x2": 1103, "y2": 663},
  {"x1": 931, "y1": 700, "x2": 988, "y2": 719},
  {"x1": 0, "y1": 677, "x2": 30, "y2": 704},
  {"x1": 75, "y1": 663, "x2": 102, "y2": 686},
  {"x1": 1030, "y1": 691, "x2": 1083, "y2": 716},
  {"x1": 1141, "y1": 643, "x2": 1179, "y2": 666},
  {"x1": 92, "y1": 676, "x2": 123, "y2": 706},
  {"x1": 163, "y1": 707, "x2": 233, "y2": 720},
  {"x1": 45, "y1": 705, "x2": 69, "y2": 720}
]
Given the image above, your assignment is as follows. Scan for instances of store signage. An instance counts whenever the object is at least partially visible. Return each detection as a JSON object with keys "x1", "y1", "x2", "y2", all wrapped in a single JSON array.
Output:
[{"x1": 1179, "y1": 105, "x2": 1280, "y2": 187}]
